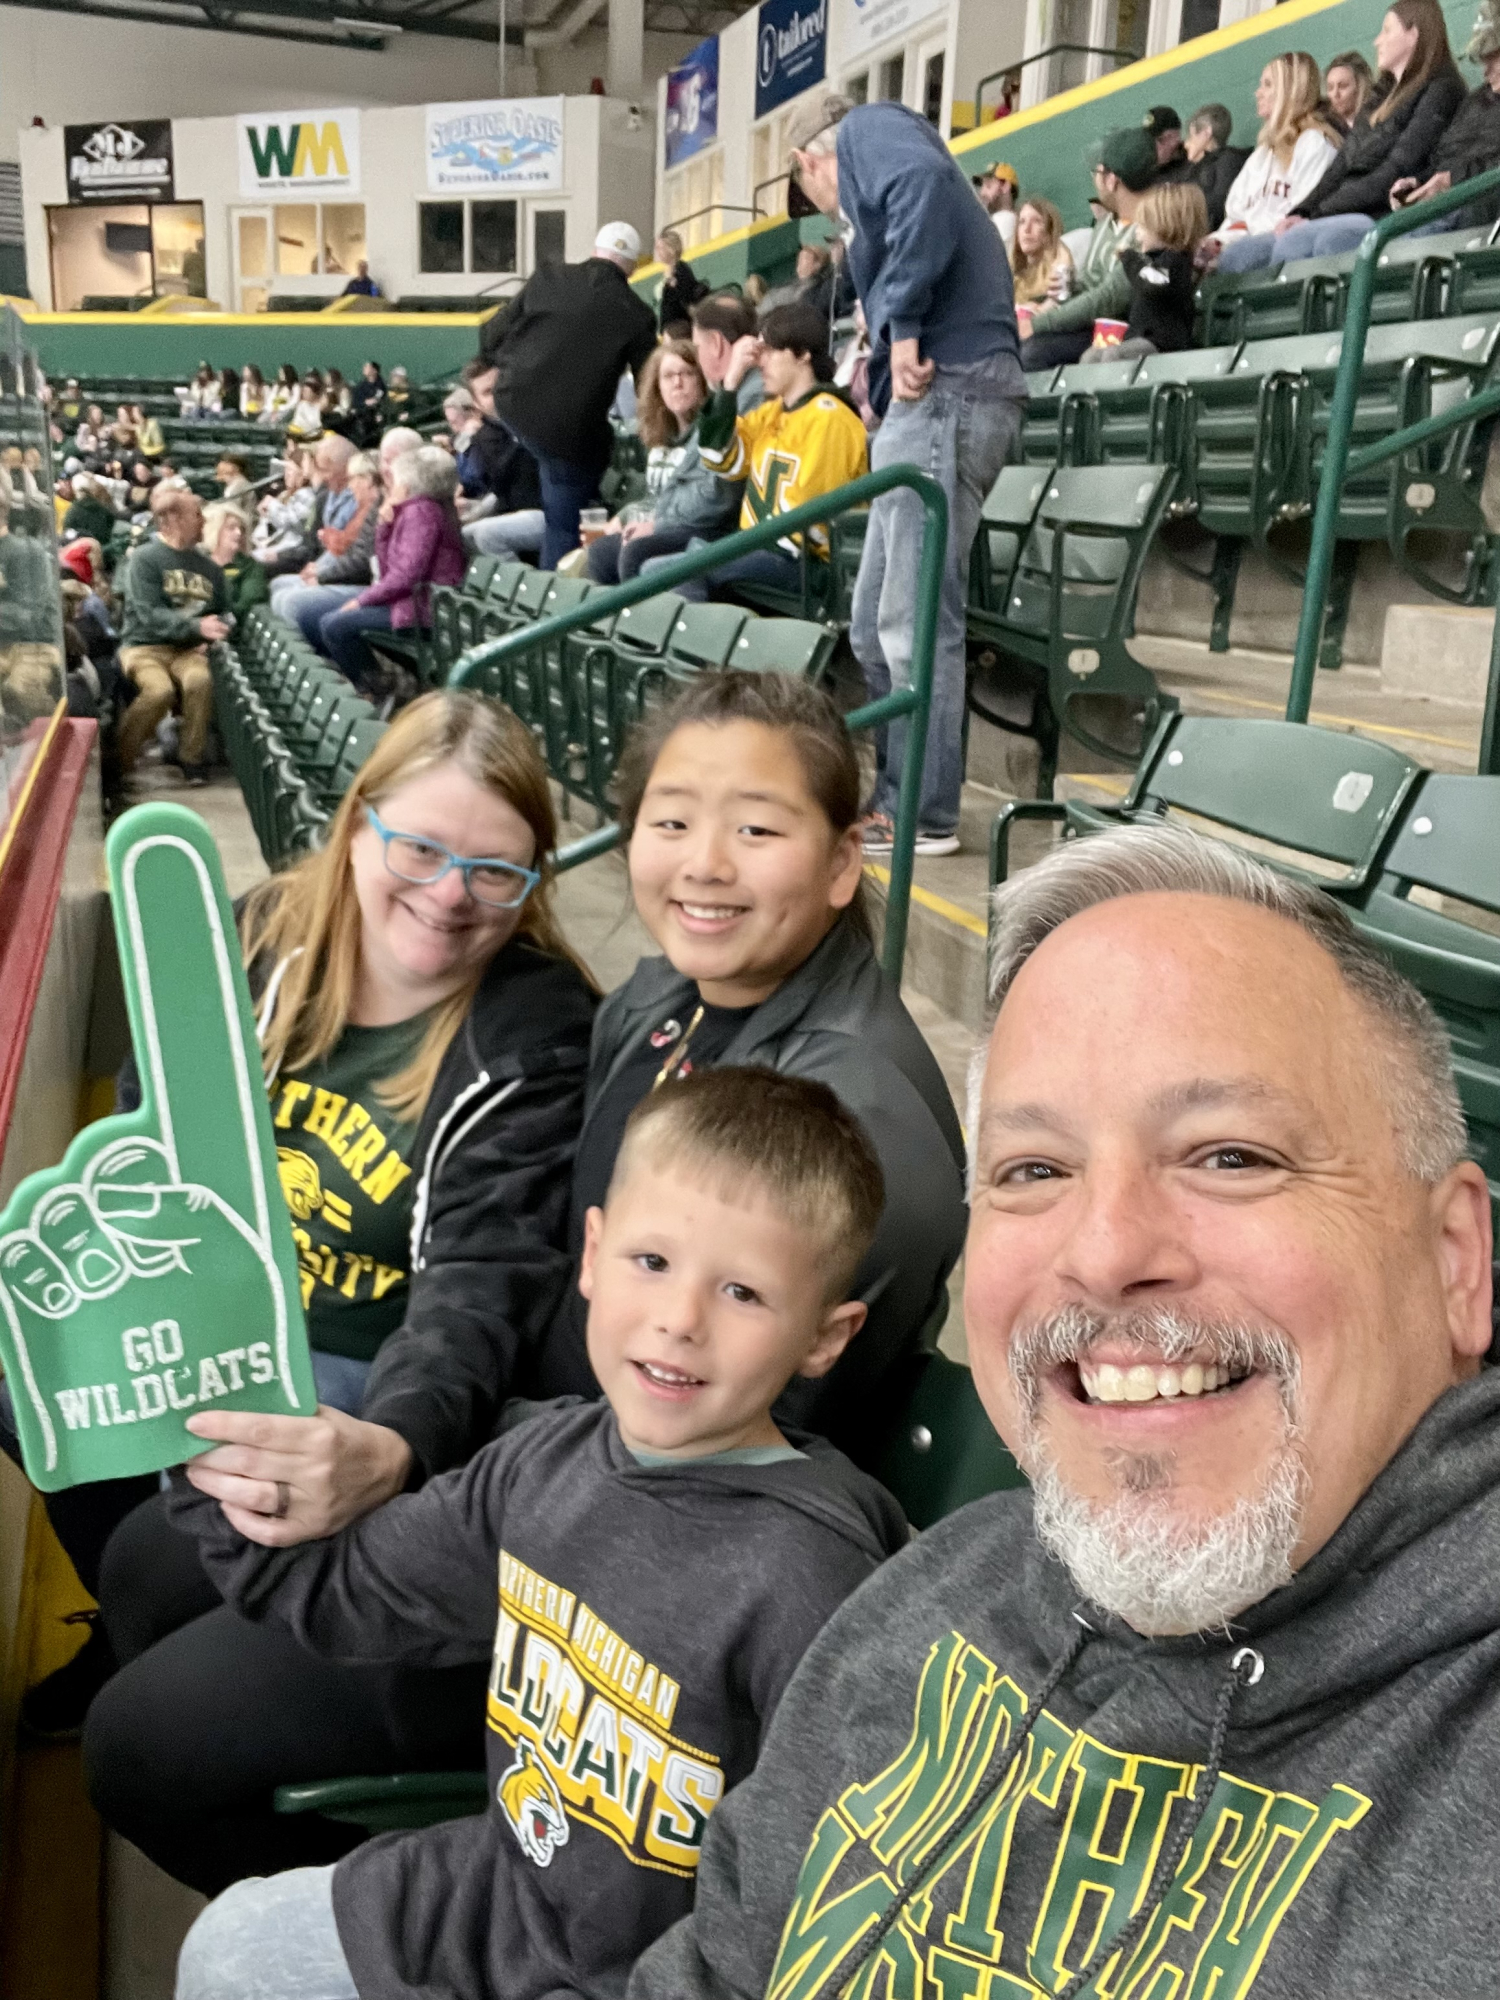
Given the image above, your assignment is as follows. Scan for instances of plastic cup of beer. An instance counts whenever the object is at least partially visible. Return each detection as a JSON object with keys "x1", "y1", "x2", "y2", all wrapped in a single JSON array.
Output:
[{"x1": 579, "y1": 508, "x2": 609, "y2": 547}]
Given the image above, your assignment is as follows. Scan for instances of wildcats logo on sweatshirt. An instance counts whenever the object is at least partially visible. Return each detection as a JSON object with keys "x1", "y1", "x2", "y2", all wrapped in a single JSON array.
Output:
[
  {"x1": 487, "y1": 1549, "x2": 724, "y2": 1879},
  {"x1": 767, "y1": 1631, "x2": 1370, "y2": 2000}
]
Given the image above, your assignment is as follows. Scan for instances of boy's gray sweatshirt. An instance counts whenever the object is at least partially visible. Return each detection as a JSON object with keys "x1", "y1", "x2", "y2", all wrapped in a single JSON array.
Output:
[
  {"x1": 167, "y1": 1401, "x2": 907, "y2": 2000},
  {"x1": 632, "y1": 1369, "x2": 1500, "y2": 2000}
]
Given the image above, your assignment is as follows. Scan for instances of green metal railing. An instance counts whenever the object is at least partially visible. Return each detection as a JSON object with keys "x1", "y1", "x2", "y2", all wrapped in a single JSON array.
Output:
[
  {"x1": 449, "y1": 465, "x2": 949, "y2": 980},
  {"x1": 1288, "y1": 165, "x2": 1500, "y2": 734}
]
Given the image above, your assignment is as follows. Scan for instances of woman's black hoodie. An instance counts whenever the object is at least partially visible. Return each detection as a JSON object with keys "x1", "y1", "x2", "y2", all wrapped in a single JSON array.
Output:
[{"x1": 1292, "y1": 62, "x2": 1465, "y2": 218}]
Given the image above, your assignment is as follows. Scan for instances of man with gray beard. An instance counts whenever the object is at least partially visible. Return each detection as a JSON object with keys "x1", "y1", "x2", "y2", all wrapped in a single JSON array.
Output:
[{"x1": 632, "y1": 821, "x2": 1498, "y2": 2000}]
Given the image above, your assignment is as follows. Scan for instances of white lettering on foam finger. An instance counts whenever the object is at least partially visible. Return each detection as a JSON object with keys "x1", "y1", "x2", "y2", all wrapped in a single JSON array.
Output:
[{"x1": 53, "y1": 1336, "x2": 279, "y2": 1429}]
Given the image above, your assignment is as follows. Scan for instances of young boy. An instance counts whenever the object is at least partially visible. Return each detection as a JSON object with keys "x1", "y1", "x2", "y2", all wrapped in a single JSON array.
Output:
[{"x1": 172, "y1": 1067, "x2": 907, "y2": 2000}]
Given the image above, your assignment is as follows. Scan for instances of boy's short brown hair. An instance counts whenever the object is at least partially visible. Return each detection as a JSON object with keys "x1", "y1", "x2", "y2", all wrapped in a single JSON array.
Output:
[
  {"x1": 611, "y1": 1067, "x2": 884, "y2": 1300},
  {"x1": 1137, "y1": 180, "x2": 1209, "y2": 252}
]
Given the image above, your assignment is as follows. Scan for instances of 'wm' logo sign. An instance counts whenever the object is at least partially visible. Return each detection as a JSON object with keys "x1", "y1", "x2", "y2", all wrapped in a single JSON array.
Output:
[{"x1": 241, "y1": 110, "x2": 359, "y2": 190}]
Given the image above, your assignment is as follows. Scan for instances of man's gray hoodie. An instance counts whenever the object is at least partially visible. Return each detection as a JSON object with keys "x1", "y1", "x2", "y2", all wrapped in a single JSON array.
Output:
[
  {"x1": 633, "y1": 1369, "x2": 1500, "y2": 2000},
  {"x1": 168, "y1": 1400, "x2": 907, "y2": 2000}
]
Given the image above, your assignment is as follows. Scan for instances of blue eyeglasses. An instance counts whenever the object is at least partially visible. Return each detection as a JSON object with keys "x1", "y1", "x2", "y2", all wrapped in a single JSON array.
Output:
[{"x1": 364, "y1": 806, "x2": 540, "y2": 910}]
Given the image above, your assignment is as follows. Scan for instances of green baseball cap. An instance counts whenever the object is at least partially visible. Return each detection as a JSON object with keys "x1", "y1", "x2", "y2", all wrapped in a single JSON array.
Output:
[{"x1": 1092, "y1": 126, "x2": 1159, "y2": 192}]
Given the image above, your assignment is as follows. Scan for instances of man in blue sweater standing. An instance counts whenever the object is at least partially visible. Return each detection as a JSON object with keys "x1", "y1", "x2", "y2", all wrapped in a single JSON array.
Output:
[{"x1": 788, "y1": 95, "x2": 1025, "y2": 856}]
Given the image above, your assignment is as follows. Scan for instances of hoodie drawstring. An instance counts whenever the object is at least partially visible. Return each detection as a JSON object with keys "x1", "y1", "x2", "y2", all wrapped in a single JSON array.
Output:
[
  {"x1": 823, "y1": 1628, "x2": 1264, "y2": 2000},
  {"x1": 827, "y1": 1611, "x2": 1095, "y2": 2000},
  {"x1": 1055, "y1": 1643, "x2": 1264, "y2": 2000}
]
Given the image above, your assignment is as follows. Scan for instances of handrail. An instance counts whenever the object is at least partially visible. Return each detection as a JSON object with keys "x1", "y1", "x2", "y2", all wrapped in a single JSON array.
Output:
[
  {"x1": 752, "y1": 173, "x2": 791, "y2": 219},
  {"x1": 1288, "y1": 163, "x2": 1500, "y2": 723},
  {"x1": 449, "y1": 464, "x2": 950, "y2": 979},
  {"x1": 661, "y1": 202, "x2": 762, "y2": 238},
  {"x1": 973, "y1": 44, "x2": 1135, "y2": 122}
]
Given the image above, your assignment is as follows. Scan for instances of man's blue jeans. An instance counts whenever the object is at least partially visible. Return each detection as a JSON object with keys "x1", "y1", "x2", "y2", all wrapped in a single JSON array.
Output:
[
  {"x1": 642, "y1": 544, "x2": 801, "y2": 603},
  {"x1": 320, "y1": 603, "x2": 394, "y2": 688},
  {"x1": 854, "y1": 356, "x2": 1024, "y2": 835},
  {"x1": 274, "y1": 583, "x2": 362, "y2": 655},
  {"x1": 533, "y1": 451, "x2": 607, "y2": 570}
]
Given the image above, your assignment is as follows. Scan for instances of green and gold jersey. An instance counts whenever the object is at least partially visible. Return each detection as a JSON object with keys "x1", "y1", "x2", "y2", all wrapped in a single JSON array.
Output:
[
  {"x1": 268, "y1": 1012, "x2": 432, "y2": 1362},
  {"x1": 696, "y1": 386, "x2": 869, "y2": 559}
]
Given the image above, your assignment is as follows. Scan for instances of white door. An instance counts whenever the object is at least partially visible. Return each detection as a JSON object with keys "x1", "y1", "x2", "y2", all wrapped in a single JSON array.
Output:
[{"x1": 232, "y1": 207, "x2": 273, "y2": 314}]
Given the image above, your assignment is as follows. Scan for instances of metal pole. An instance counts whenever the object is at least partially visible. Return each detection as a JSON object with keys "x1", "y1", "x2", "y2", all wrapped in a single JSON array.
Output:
[
  {"x1": 1482, "y1": 571, "x2": 1500, "y2": 777},
  {"x1": 498, "y1": 0, "x2": 507, "y2": 96}
]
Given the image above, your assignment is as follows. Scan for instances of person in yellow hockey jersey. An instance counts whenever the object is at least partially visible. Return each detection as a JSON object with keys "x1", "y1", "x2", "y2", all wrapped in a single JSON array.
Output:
[{"x1": 655, "y1": 301, "x2": 867, "y2": 604}]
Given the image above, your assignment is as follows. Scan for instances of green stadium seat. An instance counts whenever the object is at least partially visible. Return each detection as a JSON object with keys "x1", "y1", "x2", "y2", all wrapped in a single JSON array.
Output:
[{"x1": 727, "y1": 615, "x2": 837, "y2": 680}]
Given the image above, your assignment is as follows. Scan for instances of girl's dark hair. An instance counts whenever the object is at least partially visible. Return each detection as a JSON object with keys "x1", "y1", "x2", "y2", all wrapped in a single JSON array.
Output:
[
  {"x1": 759, "y1": 302, "x2": 837, "y2": 383},
  {"x1": 615, "y1": 670, "x2": 872, "y2": 939},
  {"x1": 1370, "y1": 0, "x2": 1456, "y2": 124}
]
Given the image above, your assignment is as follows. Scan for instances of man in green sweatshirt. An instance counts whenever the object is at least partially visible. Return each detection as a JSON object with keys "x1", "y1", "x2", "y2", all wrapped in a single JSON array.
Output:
[
  {"x1": 118, "y1": 484, "x2": 229, "y2": 786},
  {"x1": 635, "y1": 821, "x2": 1499, "y2": 2000},
  {"x1": 1021, "y1": 125, "x2": 1155, "y2": 371}
]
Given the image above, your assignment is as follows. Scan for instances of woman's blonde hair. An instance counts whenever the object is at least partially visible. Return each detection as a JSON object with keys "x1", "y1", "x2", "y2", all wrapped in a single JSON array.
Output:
[
  {"x1": 1137, "y1": 180, "x2": 1209, "y2": 251},
  {"x1": 242, "y1": 690, "x2": 593, "y2": 1121},
  {"x1": 636, "y1": 339, "x2": 707, "y2": 450},
  {"x1": 200, "y1": 499, "x2": 247, "y2": 554},
  {"x1": 1258, "y1": 49, "x2": 1340, "y2": 162},
  {"x1": 1008, "y1": 196, "x2": 1065, "y2": 302}
]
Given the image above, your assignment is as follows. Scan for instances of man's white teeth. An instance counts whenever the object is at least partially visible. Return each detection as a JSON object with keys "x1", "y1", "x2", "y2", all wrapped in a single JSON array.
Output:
[
  {"x1": 1079, "y1": 1360, "x2": 1248, "y2": 1404},
  {"x1": 679, "y1": 903, "x2": 743, "y2": 920}
]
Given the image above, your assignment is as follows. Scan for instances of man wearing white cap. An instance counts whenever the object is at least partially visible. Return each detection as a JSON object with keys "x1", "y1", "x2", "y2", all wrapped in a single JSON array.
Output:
[{"x1": 473, "y1": 220, "x2": 658, "y2": 566}]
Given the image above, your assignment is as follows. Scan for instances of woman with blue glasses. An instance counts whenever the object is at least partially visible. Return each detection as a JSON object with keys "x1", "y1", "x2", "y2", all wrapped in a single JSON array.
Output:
[{"x1": 26, "y1": 692, "x2": 596, "y2": 1878}]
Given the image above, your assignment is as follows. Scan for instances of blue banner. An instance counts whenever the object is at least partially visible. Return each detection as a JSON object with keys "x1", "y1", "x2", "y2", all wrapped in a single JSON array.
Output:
[
  {"x1": 665, "y1": 36, "x2": 719, "y2": 169},
  {"x1": 755, "y1": 0, "x2": 827, "y2": 120}
]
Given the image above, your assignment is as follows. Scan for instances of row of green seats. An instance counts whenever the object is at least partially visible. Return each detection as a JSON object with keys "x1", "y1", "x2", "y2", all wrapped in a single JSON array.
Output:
[
  {"x1": 966, "y1": 461, "x2": 1179, "y2": 797},
  {"x1": 990, "y1": 714, "x2": 1500, "y2": 1199},
  {"x1": 1197, "y1": 219, "x2": 1500, "y2": 347},
  {"x1": 1020, "y1": 313, "x2": 1500, "y2": 661}
]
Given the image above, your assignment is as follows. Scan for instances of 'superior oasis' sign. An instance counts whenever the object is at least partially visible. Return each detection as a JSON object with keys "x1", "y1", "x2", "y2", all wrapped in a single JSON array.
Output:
[
  {"x1": 426, "y1": 99, "x2": 565, "y2": 193},
  {"x1": 0, "y1": 804, "x2": 314, "y2": 1491}
]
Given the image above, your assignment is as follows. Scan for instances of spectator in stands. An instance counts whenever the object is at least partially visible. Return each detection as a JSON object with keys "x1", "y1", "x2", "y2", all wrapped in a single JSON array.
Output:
[
  {"x1": 57, "y1": 378, "x2": 83, "y2": 425},
  {"x1": 116, "y1": 485, "x2": 229, "y2": 787},
  {"x1": 456, "y1": 360, "x2": 545, "y2": 558},
  {"x1": 213, "y1": 453, "x2": 254, "y2": 523},
  {"x1": 263, "y1": 432, "x2": 359, "y2": 578},
  {"x1": 107, "y1": 404, "x2": 136, "y2": 456},
  {"x1": 285, "y1": 372, "x2": 327, "y2": 443},
  {"x1": 127, "y1": 457, "x2": 158, "y2": 514},
  {"x1": 252, "y1": 447, "x2": 315, "y2": 564},
  {"x1": 324, "y1": 367, "x2": 353, "y2": 419},
  {"x1": 272, "y1": 448, "x2": 383, "y2": 651},
  {"x1": 132, "y1": 402, "x2": 164, "y2": 460},
  {"x1": 349, "y1": 359, "x2": 384, "y2": 444},
  {"x1": 441, "y1": 386, "x2": 486, "y2": 499},
  {"x1": 1233, "y1": 0, "x2": 1464, "y2": 266},
  {"x1": 74, "y1": 404, "x2": 106, "y2": 463},
  {"x1": 342, "y1": 258, "x2": 380, "y2": 298},
  {"x1": 61, "y1": 472, "x2": 116, "y2": 547},
  {"x1": 974, "y1": 162, "x2": 1020, "y2": 250},
  {"x1": 1083, "y1": 180, "x2": 1207, "y2": 360},
  {"x1": 200, "y1": 500, "x2": 269, "y2": 624},
  {"x1": 743, "y1": 271, "x2": 769, "y2": 308},
  {"x1": 1326, "y1": 47, "x2": 1376, "y2": 125},
  {"x1": 1387, "y1": 18, "x2": 1500, "y2": 231},
  {"x1": 179, "y1": 362, "x2": 223, "y2": 422},
  {"x1": 655, "y1": 227, "x2": 707, "y2": 332},
  {"x1": 789, "y1": 92, "x2": 1024, "y2": 859},
  {"x1": 586, "y1": 340, "x2": 732, "y2": 584},
  {"x1": 690, "y1": 291, "x2": 766, "y2": 414},
  {"x1": 833, "y1": 302, "x2": 878, "y2": 430},
  {"x1": 1209, "y1": 53, "x2": 1345, "y2": 270},
  {"x1": 43, "y1": 691, "x2": 596, "y2": 1758},
  {"x1": 239, "y1": 364, "x2": 267, "y2": 420},
  {"x1": 1143, "y1": 103, "x2": 1186, "y2": 172},
  {"x1": 665, "y1": 302, "x2": 866, "y2": 605},
  {"x1": 634, "y1": 820, "x2": 1500, "y2": 2000},
  {"x1": 320, "y1": 445, "x2": 465, "y2": 689},
  {"x1": 263, "y1": 363, "x2": 298, "y2": 426},
  {"x1": 1009, "y1": 196, "x2": 1074, "y2": 306},
  {"x1": 217, "y1": 367, "x2": 240, "y2": 416},
  {"x1": 1019, "y1": 125, "x2": 1152, "y2": 369},
  {"x1": 169, "y1": 1062, "x2": 901, "y2": 2000},
  {"x1": 380, "y1": 364, "x2": 414, "y2": 428},
  {"x1": 1179, "y1": 102, "x2": 1251, "y2": 230},
  {"x1": 477, "y1": 220, "x2": 658, "y2": 566}
]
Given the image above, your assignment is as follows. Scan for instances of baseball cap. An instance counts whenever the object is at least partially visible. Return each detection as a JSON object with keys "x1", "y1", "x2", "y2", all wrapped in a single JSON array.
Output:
[
  {"x1": 1142, "y1": 104, "x2": 1182, "y2": 137},
  {"x1": 594, "y1": 221, "x2": 642, "y2": 264},
  {"x1": 1093, "y1": 126, "x2": 1160, "y2": 191},
  {"x1": 988, "y1": 161, "x2": 1019, "y2": 187}
]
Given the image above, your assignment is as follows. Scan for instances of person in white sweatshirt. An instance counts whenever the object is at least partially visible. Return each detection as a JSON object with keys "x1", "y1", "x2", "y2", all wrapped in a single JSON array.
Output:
[{"x1": 1208, "y1": 51, "x2": 1342, "y2": 271}]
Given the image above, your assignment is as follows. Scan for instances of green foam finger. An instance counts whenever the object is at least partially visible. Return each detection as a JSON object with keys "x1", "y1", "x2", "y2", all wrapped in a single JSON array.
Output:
[{"x1": 0, "y1": 804, "x2": 314, "y2": 1490}]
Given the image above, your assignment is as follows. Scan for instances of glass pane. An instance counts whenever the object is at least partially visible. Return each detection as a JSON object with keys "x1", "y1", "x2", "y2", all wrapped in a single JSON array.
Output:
[
  {"x1": 238, "y1": 214, "x2": 269, "y2": 279},
  {"x1": 845, "y1": 71, "x2": 869, "y2": 103},
  {"x1": 420, "y1": 202, "x2": 465, "y2": 275},
  {"x1": 923, "y1": 52, "x2": 944, "y2": 126},
  {"x1": 321, "y1": 203, "x2": 366, "y2": 279},
  {"x1": 533, "y1": 210, "x2": 566, "y2": 267},
  {"x1": 471, "y1": 200, "x2": 517, "y2": 274},
  {"x1": 47, "y1": 203, "x2": 151, "y2": 310},
  {"x1": 0, "y1": 306, "x2": 68, "y2": 830},
  {"x1": 274, "y1": 204, "x2": 318, "y2": 276},
  {"x1": 878, "y1": 54, "x2": 905, "y2": 100},
  {"x1": 151, "y1": 202, "x2": 206, "y2": 295},
  {"x1": 1180, "y1": 0, "x2": 1219, "y2": 39}
]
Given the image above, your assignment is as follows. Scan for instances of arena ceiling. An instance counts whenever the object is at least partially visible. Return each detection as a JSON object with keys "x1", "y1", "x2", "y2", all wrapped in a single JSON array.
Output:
[{"x1": 12, "y1": 0, "x2": 746, "y2": 53}]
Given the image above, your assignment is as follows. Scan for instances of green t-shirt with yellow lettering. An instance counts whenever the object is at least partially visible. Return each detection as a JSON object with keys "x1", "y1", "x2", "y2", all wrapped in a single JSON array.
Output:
[{"x1": 267, "y1": 1013, "x2": 432, "y2": 1363}]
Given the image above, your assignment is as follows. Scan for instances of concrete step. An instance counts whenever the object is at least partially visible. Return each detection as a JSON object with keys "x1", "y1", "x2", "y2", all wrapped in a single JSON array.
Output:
[{"x1": 1380, "y1": 602, "x2": 1495, "y2": 709}]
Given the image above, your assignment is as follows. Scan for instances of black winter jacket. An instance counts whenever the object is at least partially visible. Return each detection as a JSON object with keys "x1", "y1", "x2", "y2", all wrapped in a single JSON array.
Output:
[
  {"x1": 364, "y1": 913, "x2": 968, "y2": 1479},
  {"x1": 481, "y1": 257, "x2": 658, "y2": 466},
  {"x1": 1187, "y1": 143, "x2": 1251, "y2": 230},
  {"x1": 658, "y1": 257, "x2": 707, "y2": 330},
  {"x1": 469, "y1": 416, "x2": 542, "y2": 513},
  {"x1": 1293, "y1": 64, "x2": 1466, "y2": 218},
  {"x1": 1428, "y1": 83, "x2": 1500, "y2": 222}
]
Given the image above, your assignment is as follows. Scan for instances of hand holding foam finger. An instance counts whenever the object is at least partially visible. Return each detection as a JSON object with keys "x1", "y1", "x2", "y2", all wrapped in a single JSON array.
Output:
[{"x1": 0, "y1": 804, "x2": 314, "y2": 1491}]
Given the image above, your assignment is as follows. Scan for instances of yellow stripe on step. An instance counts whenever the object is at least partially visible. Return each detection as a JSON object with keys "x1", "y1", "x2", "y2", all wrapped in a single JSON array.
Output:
[{"x1": 863, "y1": 862, "x2": 988, "y2": 938}]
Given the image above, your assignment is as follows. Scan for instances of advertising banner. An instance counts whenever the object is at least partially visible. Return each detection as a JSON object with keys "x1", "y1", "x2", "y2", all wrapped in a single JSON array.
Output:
[
  {"x1": 755, "y1": 0, "x2": 827, "y2": 119},
  {"x1": 835, "y1": 0, "x2": 943, "y2": 66},
  {"x1": 426, "y1": 98, "x2": 566, "y2": 193},
  {"x1": 664, "y1": 38, "x2": 720, "y2": 169},
  {"x1": 65, "y1": 121, "x2": 174, "y2": 204},
  {"x1": 238, "y1": 108, "x2": 360, "y2": 196}
]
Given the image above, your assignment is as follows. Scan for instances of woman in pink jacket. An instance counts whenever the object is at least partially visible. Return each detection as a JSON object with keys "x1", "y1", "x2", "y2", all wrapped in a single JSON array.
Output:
[{"x1": 321, "y1": 444, "x2": 466, "y2": 691}]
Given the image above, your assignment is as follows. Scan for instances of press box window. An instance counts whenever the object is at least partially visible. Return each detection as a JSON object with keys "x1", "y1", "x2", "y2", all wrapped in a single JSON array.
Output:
[
  {"x1": 420, "y1": 199, "x2": 519, "y2": 274},
  {"x1": 419, "y1": 202, "x2": 465, "y2": 275},
  {"x1": 472, "y1": 201, "x2": 518, "y2": 274}
]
